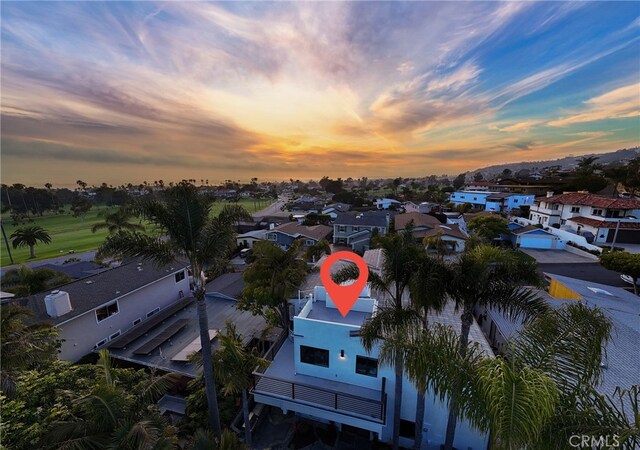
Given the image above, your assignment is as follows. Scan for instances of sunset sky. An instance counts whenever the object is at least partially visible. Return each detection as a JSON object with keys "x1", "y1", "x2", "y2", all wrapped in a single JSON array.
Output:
[{"x1": 2, "y1": 1, "x2": 639, "y2": 187}]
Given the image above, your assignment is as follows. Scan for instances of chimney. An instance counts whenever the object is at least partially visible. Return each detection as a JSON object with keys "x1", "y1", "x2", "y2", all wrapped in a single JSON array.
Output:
[
  {"x1": 44, "y1": 290, "x2": 72, "y2": 318},
  {"x1": 546, "y1": 191, "x2": 554, "y2": 198}
]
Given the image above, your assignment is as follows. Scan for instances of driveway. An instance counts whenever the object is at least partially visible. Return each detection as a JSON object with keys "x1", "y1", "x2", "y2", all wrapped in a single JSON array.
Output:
[{"x1": 520, "y1": 249, "x2": 594, "y2": 264}]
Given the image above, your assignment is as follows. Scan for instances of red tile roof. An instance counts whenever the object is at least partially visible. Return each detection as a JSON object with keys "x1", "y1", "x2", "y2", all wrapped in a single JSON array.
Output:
[
  {"x1": 568, "y1": 217, "x2": 640, "y2": 229},
  {"x1": 535, "y1": 193, "x2": 640, "y2": 209}
]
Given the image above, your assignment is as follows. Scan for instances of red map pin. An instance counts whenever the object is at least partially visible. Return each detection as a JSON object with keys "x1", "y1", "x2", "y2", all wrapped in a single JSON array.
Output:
[{"x1": 320, "y1": 251, "x2": 369, "y2": 317}]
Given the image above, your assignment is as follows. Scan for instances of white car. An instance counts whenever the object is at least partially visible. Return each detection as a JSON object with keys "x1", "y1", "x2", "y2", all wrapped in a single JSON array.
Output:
[{"x1": 620, "y1": 275, "x2": 639, "y2": 286}]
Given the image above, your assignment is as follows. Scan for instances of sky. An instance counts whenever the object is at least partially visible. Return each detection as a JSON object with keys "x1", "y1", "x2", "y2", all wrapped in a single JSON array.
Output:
[{"x1": 1, "y1": 1, "x2": 639, "y2": 187}]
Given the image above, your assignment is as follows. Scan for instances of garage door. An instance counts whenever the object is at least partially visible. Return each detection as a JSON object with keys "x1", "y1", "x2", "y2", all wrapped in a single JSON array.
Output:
[
  {"x1": 606, "y1": 229, "x2": 640, "y2": 244},
  {"x1": 519, "y1": 236, "x2": 554, "y2": 249}
]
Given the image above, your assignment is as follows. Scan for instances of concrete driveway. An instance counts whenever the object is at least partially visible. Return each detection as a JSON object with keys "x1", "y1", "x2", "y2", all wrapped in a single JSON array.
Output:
[{"x1": 520, "y1": 249, "x2": 594, "y2": 264}]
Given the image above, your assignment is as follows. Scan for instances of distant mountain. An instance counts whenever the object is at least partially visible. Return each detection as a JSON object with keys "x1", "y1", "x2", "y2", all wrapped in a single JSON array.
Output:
[{"x1": 473, "y1": 147, "x2": 639, "y2": 176}]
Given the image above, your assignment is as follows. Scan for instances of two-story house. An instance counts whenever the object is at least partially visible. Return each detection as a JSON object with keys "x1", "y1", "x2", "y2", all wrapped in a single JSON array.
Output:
[
  {"x1": 267, "y1": 222, "x2": 332, "y2": 250},
  {"x1": 333, "y1": 211, "x2": 390, "y2": 253},
  {"x1": 449, "y1": 191, "x2": 534, "y2": 212},
  {"x1": 252, "y1": 284, "x2": 490, "y2": 449},
  {"x1": 10, "y1": 260, "x2": 190, "y2": 362},
  {"x1": 529, "y1": 192, "x2": 640, "y2": 244}
]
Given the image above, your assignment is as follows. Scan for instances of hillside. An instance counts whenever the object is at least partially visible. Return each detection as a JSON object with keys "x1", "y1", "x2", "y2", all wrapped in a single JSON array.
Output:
[{"x1": 473, "y1": 147, "x2": 639, "y2": 176}]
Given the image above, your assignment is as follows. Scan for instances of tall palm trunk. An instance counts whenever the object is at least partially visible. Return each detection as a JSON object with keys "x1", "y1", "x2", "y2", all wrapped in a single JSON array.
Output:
[
  {"x1": 414, "y1": 391, "x2": 425, "y2": 450},
  {"x1": 393, "y1": 355, "x2": 403, "y2": 450},
  {"x1": 1, "y1": 224, "x2": 14, "y2": 264},
  {"x1": 196, "y1": 288, "x2": 222, "y2": 436},
  {"x1": 443, "y1": 308, "x2": 473, "y2": 450},
  {"x1": 242, "y1": 389, "x2": 252, "y2": 448},
  {"x1": 29, "y1": 244, "x2": 35, "y2": 259}
]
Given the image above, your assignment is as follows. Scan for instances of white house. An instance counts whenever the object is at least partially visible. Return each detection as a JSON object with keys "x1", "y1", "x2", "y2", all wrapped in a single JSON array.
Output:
[
  {"x1": 529, "y1": 192, "x2": 640, "y2": 244},
  {"x1": 252, "y1": 285, "x2": 490, "y2": 449},
  {"x1": 375, "y1": 198, "x2": 402, "y2": 210},
  {"x1": 449, "y1": 191, "x2": 534, "y2": 212},
  {"x1": 12, "y1": 260, "x2": 191, "y2": 362},
  {"x1": 236, "y1": 229, "x2": 268, "y2": 249}
]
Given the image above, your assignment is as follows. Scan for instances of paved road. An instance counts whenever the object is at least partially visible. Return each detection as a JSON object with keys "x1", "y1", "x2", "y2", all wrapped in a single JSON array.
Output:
[
  {"x1": 253, "y1": 196, "x2": 289, "y2": 219},
  {"x1": 1, "y1": 250, "x2": 97, "y2": 277}
]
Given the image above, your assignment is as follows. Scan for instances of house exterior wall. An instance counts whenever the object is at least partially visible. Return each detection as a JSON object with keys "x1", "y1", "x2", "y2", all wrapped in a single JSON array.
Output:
[
  {"x1": 236, "y1": 236, "x2": 263, "y2": 249},
  {"x1": 258, "y1": 288, "x2": 488, "y2": 450},
  {"x1": 449, "y1": 191, "x2": 489, "y2": 208},
  {"x1": 333, "y1": 224, "x2": 388, "y2": 248},
  {"x1": 56, "y1": 270, "x2": 190, "y2": 361}
]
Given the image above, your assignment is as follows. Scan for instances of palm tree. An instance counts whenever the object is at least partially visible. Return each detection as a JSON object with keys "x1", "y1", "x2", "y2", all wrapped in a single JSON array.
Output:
[
  {"x1": 304, "y1": 239, "x2": 331, "y2": 262},
  {"x1": 1, "y1": 265, "x2": 72, "y2": 297},
  {"x1": 441, "y1": 244, "x2": 548, "y2": 449},
  {"x1": 97, "y1": 182, "x2": 252, "y2": 437},
  {"x1": 47, "y1": 350, "x2": 178, "y2": 449},
  {"x1": 10, "y1": 225, "x2": 52, "y2": 258},
  {"x1": 240, "y1": 240, "x2": 309, "y2": 330},
  {"x1": 211, "y1": 322, "x2": 269, "y2": 447},
  {"x1": 333, "y1": 231, "x2": 422, "y2": 450},
  {"x1": 91, "y1": 207, "x2": 145, "y2": 234},
  {"x1": 422, "y1": 230, "x2": 452, "y2": 259},
  {"x1": 0, "y1": 304, "x2": 61, "y2": 396},
  {"x1": 188, "y1": 429, "x2": 247, "y2": 450}
]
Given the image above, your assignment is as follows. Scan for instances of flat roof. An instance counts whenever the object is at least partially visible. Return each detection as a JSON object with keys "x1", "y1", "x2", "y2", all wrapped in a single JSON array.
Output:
[
  {"x1": 305, "y1": 300, "x2": 372, "y2": 327},
  {"x1": 107, "y1": 295, "x2": 272, "y2": 377}
]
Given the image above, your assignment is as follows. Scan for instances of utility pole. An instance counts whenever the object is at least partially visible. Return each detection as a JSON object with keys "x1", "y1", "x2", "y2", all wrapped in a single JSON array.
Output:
[
  {"x1": 1, "y1": 222, "x2": 14, "y2": 265},
  {"x1": 610, "y1": 219, "x2": 622, "y2": 249}
]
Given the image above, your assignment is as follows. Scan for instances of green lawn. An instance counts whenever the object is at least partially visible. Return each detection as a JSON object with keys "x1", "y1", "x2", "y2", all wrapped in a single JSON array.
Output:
[{"x1": 1, "y1": 198, "x2": 270, "y2": 267}]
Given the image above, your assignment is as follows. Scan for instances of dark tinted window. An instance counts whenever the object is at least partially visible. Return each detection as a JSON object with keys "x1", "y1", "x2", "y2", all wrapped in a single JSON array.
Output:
[
  {"x1": 300, "y1": 345, "x2": 329, "y2": 367},
  {"x1": 399, "y1": 420, "x2": 416, "y2": 438},
  {"x1": 175, "y1": 271, "x2": 186, "y2": 283},
  {"x1": 356, "y1": 356, "x2": 378, "y2": 377}
]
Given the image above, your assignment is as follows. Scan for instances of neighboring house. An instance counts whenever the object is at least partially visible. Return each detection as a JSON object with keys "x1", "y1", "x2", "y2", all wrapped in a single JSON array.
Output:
[
  {"x1": 10, "y1": 260, "x2": 190, "y2": 362},
  {"x1": 106, "y1": 272, "x2": 271, "y2": 378},
  {"x1": 476, "y1": 273, "x2": 640, "y2": 400},
  {"x1": 236, "y1": 229, "x2": 269, "y2": 249},
  {"x1": 509, "y1": 223, "x2": 567, "y2": 249},
  {"x1": 333, "y1": 211, "x2": 391, "y2": 253},
  {"x1": 34, "y1": 261, "x2": 108, "y2": 279},
  {"x1": 322, "y1": 202, "x2": 351, "y2": 219},
  {"x1": 529, "y1": 192, "x2": 640, "y2": 244},
  {"x1": 450, "y1": 191, "x2": 534, "y2": 212},
  {"x1": 403, "y1": 201, "x2": 436, "y2": 214},
  {"x1": 422, "y1": 224, "x2": 468, "y2": 253},
  {"x1": 267, "y1": 222, "x2": 332, "y2": 250},
  {"x1": 394, "y1": 212, "x2": 442, "y2": 240},
  {"x1": 375, "y1": 198, "x2": 402, "y2": 210},
  {"x1": 252, "y1": 284, "x2": 490, "y2": 450}
]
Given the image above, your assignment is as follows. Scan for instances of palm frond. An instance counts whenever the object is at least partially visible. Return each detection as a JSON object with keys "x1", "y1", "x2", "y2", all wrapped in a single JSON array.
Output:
[{"x1": 97, "y1": 231, "x2": 177, "y2": 267}]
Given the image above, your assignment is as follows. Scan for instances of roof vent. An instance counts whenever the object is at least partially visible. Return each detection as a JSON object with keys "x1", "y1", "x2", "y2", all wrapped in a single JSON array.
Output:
[
  {"x1": 85, "y1": 280, "x2": 93, "y2": 285},
  {"x1": 44, "y1": 290, "x2": 72, "y2": 318}
]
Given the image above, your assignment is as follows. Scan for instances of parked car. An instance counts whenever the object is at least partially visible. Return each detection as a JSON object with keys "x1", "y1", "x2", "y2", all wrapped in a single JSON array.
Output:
[
  {"x1": 240, "y1": 248, "x2": 252, "y2": 259},
  {"x1": 620, "y1": 274, "x2": 639, "y2": 286}
]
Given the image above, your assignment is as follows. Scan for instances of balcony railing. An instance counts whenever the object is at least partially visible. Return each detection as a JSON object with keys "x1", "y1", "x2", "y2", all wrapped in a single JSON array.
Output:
[{"x1": 251, "y1": 372, "x2": 386, "y2": 423}]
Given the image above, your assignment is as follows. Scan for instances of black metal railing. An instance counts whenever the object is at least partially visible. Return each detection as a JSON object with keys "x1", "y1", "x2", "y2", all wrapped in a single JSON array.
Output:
[{"x1": 251, "y1": 372, "x2": 386, "y2": 423}]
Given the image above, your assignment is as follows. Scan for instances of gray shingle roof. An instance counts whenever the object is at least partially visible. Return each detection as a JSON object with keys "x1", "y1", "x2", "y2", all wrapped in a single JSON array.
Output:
[
  {"x1": 6, "y1": 259, "x2": 188, "y2": 325},
  {"x1": 334, "y1": 211, "x2": 391, "y2": 227}
]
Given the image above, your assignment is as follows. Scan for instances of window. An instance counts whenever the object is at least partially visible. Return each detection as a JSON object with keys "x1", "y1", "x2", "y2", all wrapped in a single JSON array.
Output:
[
  {"x1": 300, "y1": 345, "x2": 329, "y2": 367},
  {"x1": 399, "y1": 420, "x2": 416, "y2": 438},
  {"x1": 132, "y1": 318, "x2": 142, "y2": 326},
  {"x1": 267, "y1": 232, "x2": 277, "y2": 240},
  {"x1": 513, "y1": 199, "x2": 519, "y2": 203},
  {"x1": 146, "y1": 307, "x2": 160, "y2": 318},
  {"x1": 571, "y1": 206, "x2": 580, "y2": 213},
  {"x1": 305, "y1": 239, "x2": 315, "y2": 246},
  {"x1": 95, "y1": 302, "x2": 119, "y2": 322},
  {"x1": 356, "y1": 356, "x2": 378, "y2": 377},
  {"x1": 338, "y1": 225, "x2": 346, "y2": 232},
  {"x1": 175, "y1": 270, "x2": 185, "y2": 283},
  {"x1": 352, "y1": 226, "x2": 359, "y2": 232},
  {"x1": 109, "y1": 330, "x2": 121, "y2": 340},
  {"x1": 94, "y1": 338, "x2": 107, "y2": 349},
  {"x1": 593, "y1": 209, "x2": 603, "y2": 216},
  {"x1": 473, "y1": 197, "x2": 477, "y2": 201}
]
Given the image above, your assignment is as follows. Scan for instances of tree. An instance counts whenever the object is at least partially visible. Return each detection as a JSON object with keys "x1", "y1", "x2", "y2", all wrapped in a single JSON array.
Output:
[
  {"x1": 452, "y1": 173, "x2": 466, "y2": 190},
  {"x1": 211, "y1": 322, "x2": 269, "y2": 447},
  {"x1": 441, "y1": 245, "x2": 547, "y2": 449},
  {"x1": 1, "y1": 265, "x2": 72, "y2": 297},
  {"x1": 576, "y1": 156, "x2": 601, "y2": 175},
  {"x1": 473, "y1": 172, "x2": 484, "y2": 182},
  {"x1": 0, "y1": 304, "x2": 61, "y2": 396},
  {"x1": 10, "y1": 225, "x2": 52, "y2": 258},
  {"x1": 467, "y1": 215, "x2": 510, "y2": 242},
  {"x1": 304, "y1": 239, "x2": 331, "y2": 262},
  {"x1": 501, "y1": 168, "x2": 512, "y2": 177},
  {"x1": 46, "y1": 350, "x2": 178, "y2": 449},
  {"x1": 333, "y1": 231, "x2": 422, "y2": 450},
  {"x1": 97, "y1": 182, "x2": 252, "y2": 436},
  {"x1": 600, "y1": 252, "x2": 640, "y2": 295},
  {"x1": 91, "y1": 206, "x2": 145, "y2": 234},
  {"x1": 70, "y1": 195, "x2": 93, "y2": 222},
  {"x1": 239, "y1": 240, "x2": 308, "y2": 329},
  {"x1": 422, "y1": 231, "x2": 452, "y2": 259}
]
